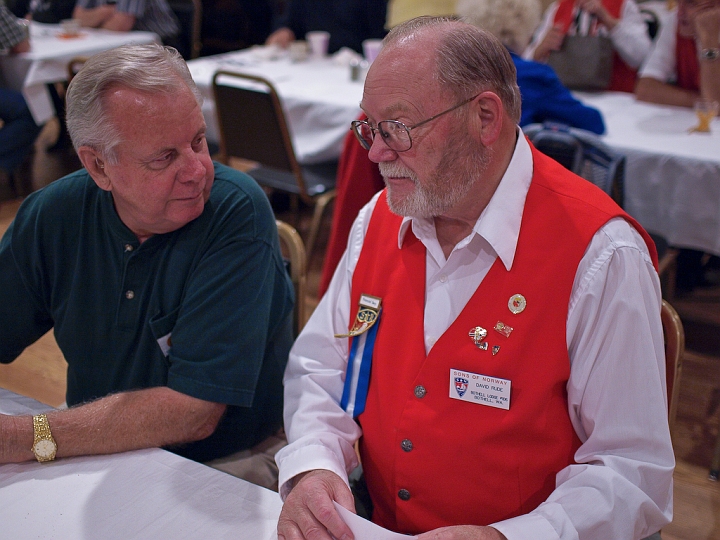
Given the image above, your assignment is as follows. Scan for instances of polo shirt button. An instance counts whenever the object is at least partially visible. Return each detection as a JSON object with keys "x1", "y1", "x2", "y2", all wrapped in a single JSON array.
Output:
[
  {"x1": 124, "y1": 244, "x2": 134, "y2": 252},
  {"x1": 414, "y1": 385, "x2": 426, "y2": 398},
  {"x1": 125, "y1": 290, "x2": 135, "y2": 300},
  {"x1": 439, "y1": 274, "x2": 447, "y2": 283},
  {"x1": 398, "y1": 489, "x2": 411, "y2": 501},
  {"x1": 401, "y1": 439, "x2": 413, "y2": 452}
]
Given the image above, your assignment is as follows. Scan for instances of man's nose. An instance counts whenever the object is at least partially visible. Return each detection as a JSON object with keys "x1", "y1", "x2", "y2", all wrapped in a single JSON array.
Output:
[
  {"x1": 367, "y1": 134, "x2": 398, "y2": 164},
  {"x1": 178, "y1": 149, "x2": 207, "y2": 182}
]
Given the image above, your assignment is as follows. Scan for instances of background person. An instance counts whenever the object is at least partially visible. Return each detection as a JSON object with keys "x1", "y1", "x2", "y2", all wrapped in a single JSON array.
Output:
[
  {"x1": 524, "y1": 0, "x2": 653, "y2": 92},
  {"x1": 265, "y1": 0, "x2": 388, "y2": 54},
  {"x1": 276, "y1": 16, "x2": 673, "y2": 540},
  {"x1": 73, "y1": 0, "x2": 179, "y2": 42},
  {"x1": 0, "y1": 43, "x2": 294, "y2": 490}
]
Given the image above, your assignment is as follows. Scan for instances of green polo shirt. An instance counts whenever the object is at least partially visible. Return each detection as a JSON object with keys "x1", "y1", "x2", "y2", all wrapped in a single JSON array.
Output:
[{"x1": 0, "y1": 162, "x2": 294, "y2": 462}]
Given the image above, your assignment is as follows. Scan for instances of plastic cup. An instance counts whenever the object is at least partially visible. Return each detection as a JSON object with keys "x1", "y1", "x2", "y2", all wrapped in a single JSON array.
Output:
[
  {"x1": 362, "y1": 39, "x2": 383, "y2": 64},
  {"x1": 60, "y1": 19, "x2": 81, "y2": 37},
  {"x1": 692, "y1": 98, "x2": 719, "y2": 133},
  {"x1": 306, "y1": 31, "x2": 330, "y2": 58}
]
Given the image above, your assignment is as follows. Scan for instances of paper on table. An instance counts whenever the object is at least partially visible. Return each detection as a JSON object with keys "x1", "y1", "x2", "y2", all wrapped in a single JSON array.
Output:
[{"x1": 333, "y1": 501, "x2": 417, "y2": 540}]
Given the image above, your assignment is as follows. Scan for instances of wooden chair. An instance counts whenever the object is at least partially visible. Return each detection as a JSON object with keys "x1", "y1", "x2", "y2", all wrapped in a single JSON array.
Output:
[
  {"x1": 212, "y1": 71, "x2": 337, "y2": 260},
  {"x1": 276, "y1": 220, "x2": 307, "y2": 337},
  {"x1": 661, "y1": 299, "x2": 684, "y2": 435},
  {"x1": 168, "y1": 0, "x2": 202, "y2": 60}
]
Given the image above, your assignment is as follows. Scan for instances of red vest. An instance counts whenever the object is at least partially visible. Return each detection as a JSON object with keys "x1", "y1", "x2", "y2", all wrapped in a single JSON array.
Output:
[
  {"x1": 675, "y1": 33, "x2": 700, "y2": 91},
  {"x1": 553, "y1": 0, "x2": 638, "y2": 92},
  {"x1": 350, "y1": 146, "x2": 657, "y2": 534}
]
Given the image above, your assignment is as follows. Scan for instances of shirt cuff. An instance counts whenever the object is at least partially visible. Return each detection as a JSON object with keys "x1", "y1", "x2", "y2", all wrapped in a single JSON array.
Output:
[
  {"x1": 276, "y1": 443, "x2": 352, "y2": 501},
  {"x1": 491, "y1": 510, "x2": 563, "y2": 540}
]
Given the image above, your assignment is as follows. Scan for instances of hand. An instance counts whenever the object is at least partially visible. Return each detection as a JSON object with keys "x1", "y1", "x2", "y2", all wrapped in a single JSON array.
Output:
[
  {"x1": 534, "y1": 24, "x2": 565, "y2": 61},
  {"x1": 277, "y1": 469, "x2": 356, "y2": 540},
  {"x1": 576, "y1": 0, "x2": 616, "y2": 28},
  {"x1": 416, "y1": 525, "x2": 508, "y2": 540},
  {"x1": 266, "y1": 27, "x2": 296, "y2": 49}
]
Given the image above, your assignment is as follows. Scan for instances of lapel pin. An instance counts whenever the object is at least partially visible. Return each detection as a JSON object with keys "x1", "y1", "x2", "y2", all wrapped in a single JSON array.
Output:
[
  {"x1": 508, "y1": 294, "x2": 526, "y2": 315},
  {"x1": 494, "y1": 321, "x2": 513, "y2": 337},
  {"x1": 469, "y1": 326, "x2": 488, "y2": 348},
  {"x1": 492, "y1": 345, "x2": 501, "y2": 356}
]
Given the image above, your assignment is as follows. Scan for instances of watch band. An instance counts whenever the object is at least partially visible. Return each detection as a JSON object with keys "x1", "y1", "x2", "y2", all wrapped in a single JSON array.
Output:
[
  {"x1": 31, "y1": 413, "x2": 57, "y2": 462},
  {"x1": 700, "y1": 48, "x2": 720, "y2": 61}
]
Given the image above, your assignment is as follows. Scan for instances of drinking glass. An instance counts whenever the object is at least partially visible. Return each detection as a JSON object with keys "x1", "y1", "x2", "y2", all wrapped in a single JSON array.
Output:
[{"x1": 691, "y1": 98, "x2": 719, "y2": 133}]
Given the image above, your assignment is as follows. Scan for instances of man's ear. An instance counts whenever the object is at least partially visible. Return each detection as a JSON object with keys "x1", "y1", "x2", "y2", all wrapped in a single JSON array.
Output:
[
  {"x1": 467, "y1": 91, "x2": 505, "y2": 147},
  {"x1": 77, "y1": 146, "x2": 111, "y2": 191}
]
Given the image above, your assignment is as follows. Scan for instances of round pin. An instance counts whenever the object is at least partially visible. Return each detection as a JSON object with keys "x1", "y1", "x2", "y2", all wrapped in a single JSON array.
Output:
[{"x1": 508, "y1": 294, "x2": 526, "y2": 314}]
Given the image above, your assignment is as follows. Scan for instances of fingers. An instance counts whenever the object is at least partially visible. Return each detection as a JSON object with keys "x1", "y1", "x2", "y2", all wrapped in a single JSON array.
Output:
[{"x1": 277, "y1": 470, "x2": 355, "y2": 540}]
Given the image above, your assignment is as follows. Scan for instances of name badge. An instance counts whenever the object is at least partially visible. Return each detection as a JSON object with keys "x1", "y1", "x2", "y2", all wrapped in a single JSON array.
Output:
[{"x1": 449, "y1": 369, "x2": 511, "y2": 410}]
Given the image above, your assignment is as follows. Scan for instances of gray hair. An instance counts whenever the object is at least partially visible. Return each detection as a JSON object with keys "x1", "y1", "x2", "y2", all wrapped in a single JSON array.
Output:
[
  {"x1": 383, "y1": 16, "x2": 522, "y2": 124},
  {"x1": 456, "y1": 0, "x2": 542, "y2": 55},
  {"x1": 65, "y1": 43, "x2": 202, "y2": 163}
]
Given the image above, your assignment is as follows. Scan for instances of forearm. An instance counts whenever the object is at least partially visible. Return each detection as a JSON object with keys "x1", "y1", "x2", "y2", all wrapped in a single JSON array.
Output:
[
  {"x1": 635, "y1": 77, "x2": 698, "y2": 108},
  {"x1": 72, "y1": 5, "x2": 115, "y2": 28},
  {"x1": 100, "y1": 11, "x2": 135, "y2": 32},
  {"x1": 0, "y1": 386, "x2": 226, "y2": 463}
]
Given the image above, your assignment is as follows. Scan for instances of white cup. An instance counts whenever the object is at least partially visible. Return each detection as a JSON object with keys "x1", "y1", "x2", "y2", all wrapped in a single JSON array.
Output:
[
  {"x1": 306, "y1": 31, "x2": 330, "y2": 58},
  {"x1": 362, "y1": 39, "x2": 383, "y2": 64},
  {"x1": 289, "y1": 40, "x2": 308, "y2": 62}
]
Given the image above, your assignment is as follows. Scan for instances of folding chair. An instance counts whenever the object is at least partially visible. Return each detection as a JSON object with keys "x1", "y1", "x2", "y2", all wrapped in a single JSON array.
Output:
[
  {"x1": 212, "y1": 71, "x2": 337, "y2": 259},
  {"x1": 276, "y1": 220, "x2": 307, "y2": 337}
]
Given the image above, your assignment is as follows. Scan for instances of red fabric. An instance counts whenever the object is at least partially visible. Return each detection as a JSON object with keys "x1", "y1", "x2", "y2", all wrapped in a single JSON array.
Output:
[
  {"x1": 675, "y1": 33, "x2": 700, "y2": 92},
  {"x1": 318, "y1": 114, "x2": 384, "y2": 298},
  {"x1": 552, "y1": 0, "x2": 638, "y2": 92},
  {"x1": 349, "y1": 146, "x2": 657, "y2": 534}
]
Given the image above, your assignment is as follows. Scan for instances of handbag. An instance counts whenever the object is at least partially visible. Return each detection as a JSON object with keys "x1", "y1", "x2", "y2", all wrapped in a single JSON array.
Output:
[{"x1": 547, "y1": 34, "x2": 613, "y2": 91}]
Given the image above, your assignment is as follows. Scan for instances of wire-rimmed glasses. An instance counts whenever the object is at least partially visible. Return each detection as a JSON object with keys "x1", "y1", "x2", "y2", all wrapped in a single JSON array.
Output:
[{"x1": 351, "y1": 93, "x2": 480, "y2": 152}]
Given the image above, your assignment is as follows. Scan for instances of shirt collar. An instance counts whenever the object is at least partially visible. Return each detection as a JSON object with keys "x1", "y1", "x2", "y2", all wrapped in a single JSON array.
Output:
[{"x1": 397, "y1": 132, "x2": 533, "y2": 271}]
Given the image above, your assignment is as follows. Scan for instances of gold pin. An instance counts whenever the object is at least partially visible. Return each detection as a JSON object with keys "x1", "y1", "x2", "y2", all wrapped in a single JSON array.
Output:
[
  {"x1": 469, "y1": 326, "x2": 488, "y2": 348},
  {"x1": 335, "y1": 294, "x2": 382, "y2": 338},
  {"x1": 508, "y1": 294, "x2": 526, "y2": 314},
  {"x1": 494, "y1": 321, "x2": 513, "y2": 337}
]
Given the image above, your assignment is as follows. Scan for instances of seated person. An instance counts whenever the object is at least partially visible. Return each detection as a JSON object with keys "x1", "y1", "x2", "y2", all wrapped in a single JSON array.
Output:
[
  {"x1": 73, "y1": 0, "x2": 179, "y2": 42},
  {"x1": 266, "y1": 0, "x2": 388, "y2": 54},
  {"x1": 0, "y1": 43, "x2": 294, "y2": 490},
  {"x1": 13, "y1": 0, "x2": 75, "y2": 23},
  {"x1": 277, "y1": 16, "x2": 673, "y2": 540},
  {"x1": 0, "y1": 88, "x2": 42, "y2": 194},
  {"x1": 318, "y1": 3, "x2": 605, "y2": 297},
  {"x1": 524, "y1": 0, "x2": 652, "y2": 92},
  {"x1": 1, "y1": 0, "x2": 29, "y2": 53},
  {"x1": 635, "y1": 0, "x2": 720, "y2": 107}
]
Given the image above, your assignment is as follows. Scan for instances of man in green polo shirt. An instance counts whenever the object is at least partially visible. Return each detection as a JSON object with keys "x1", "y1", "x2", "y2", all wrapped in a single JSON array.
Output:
[{"x1": 0, "y1": 43, "x2": 294, "y2": 486}]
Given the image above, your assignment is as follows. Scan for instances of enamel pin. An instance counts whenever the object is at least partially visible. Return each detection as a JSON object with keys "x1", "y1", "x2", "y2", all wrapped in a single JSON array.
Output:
[
  {"x1": 335, "y1": 294, "x2": 382, "y2": 338},
  {"x1": 508, "y1": 294, "x2": 526, "y2": 314},
  {"x1": 494, "y1": 321, "x2": 513, "y2": 337},
  {"x1": 468, "y1": 326, "x2": 488, "y2": 348}
]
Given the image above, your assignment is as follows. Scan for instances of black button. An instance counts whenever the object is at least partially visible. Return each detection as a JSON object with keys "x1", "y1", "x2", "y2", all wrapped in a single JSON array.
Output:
[
  {"x1": 401, "y1": 439, "x2": 413, "y2": 452},
  {"x1": 398, "y1": 489, "x2": 411, "y2": 501},
  {"x1": 414, "y1": 385, "x2": 426, "y2": 398}
]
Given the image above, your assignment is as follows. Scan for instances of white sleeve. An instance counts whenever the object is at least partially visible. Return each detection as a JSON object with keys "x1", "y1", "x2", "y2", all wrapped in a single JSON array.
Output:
[
  {"x1": 492, "y1": 218, "x2": 674, "y2": 540},
  {"x1": 523, "y1": 1, "x2": 559, "y2": 60},
  {"x1": 609, "y1": 0, "x2": 653, "y2": 68},
  {"x1": 638, "y1": 10, "x2": 678, "y2": 82},
  {"x1": 275, "y1": 193, "x2": 382, "y2": 500}
]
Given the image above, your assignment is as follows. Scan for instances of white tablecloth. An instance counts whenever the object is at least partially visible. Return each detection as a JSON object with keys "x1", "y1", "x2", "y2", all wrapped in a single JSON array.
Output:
[
  {"x1": 0, "y1": 388, "x2": 283, "y2": 540},
  {"x1": 187, "y1": 48, "x2": 364, "y2": 164},
  {"x1": 576, "y1": 91, "x2": 720, "y2": 256},
  {"x1": 0, "y1": 22, "x2": 159, "y2": 125}
]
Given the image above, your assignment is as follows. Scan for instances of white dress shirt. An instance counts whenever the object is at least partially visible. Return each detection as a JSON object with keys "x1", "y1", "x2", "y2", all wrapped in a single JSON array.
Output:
[
  {"x1": 639, "y1": 10, "x2": 679, "y2": 83},
  {"x1": 523, "y1": 0, "x2": 653, "y2": 69},
  {"x1": 276, "y1": 135, "x2": 674, "y2": 540}
]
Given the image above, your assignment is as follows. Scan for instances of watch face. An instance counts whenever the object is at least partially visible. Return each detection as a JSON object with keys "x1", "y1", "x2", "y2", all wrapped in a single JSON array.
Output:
[{"x1": 33, "y1": 439, "x2": 57, "y2": 459}]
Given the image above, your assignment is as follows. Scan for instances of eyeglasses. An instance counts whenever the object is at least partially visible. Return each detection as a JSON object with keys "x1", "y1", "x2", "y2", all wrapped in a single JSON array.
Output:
[{"x1": 351, "y1": 93, "x2": 480, "y2": 152}]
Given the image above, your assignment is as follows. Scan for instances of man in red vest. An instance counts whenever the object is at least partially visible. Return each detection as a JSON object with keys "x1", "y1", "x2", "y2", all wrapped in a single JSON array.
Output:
[
  {"x1": 635, "y1": 0, "x2": 720, "y2": 108},
  {"x1": 276, "y1": 16, "x2": 673, "y2": 540}
]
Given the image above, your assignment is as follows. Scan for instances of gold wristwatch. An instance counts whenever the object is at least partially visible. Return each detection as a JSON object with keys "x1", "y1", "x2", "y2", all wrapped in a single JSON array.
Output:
[{"x1": 31, "y1": 414, "x2": 57, "y2": 462}]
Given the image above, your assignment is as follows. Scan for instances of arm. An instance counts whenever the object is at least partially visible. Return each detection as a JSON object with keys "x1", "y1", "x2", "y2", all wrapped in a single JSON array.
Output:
[
  {"x1": 635, "y1": 76, "x2": 698, "y2": 107},
  {"x1": 492, "y1": 219, "x2": 673, "y2": 540},
  {"x1": 0, "y1": 4, "x2": 30, "y2": 52},
  {"x1": 73, "y1": 3, "x2": 118, "y2": 28},
  {"x1": 695, "y1": 5, "x2": 720, "y2": 102},
  {"x1": 0, "y1": 387, "x2": 226, "y2": 463},
  {"x1": 523, "y1": 2, "x2": 564, "y2": 62}
]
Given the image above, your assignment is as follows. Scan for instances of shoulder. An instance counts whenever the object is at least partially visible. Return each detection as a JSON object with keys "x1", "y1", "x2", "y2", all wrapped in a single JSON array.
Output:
[{"x1": 14, "y1": 169, "x2": 96, "y2": 226}]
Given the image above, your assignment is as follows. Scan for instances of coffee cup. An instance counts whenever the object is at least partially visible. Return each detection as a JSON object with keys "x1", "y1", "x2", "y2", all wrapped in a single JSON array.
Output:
[
  {"x1": 362, "y1": 39, "x2": 383, "y2": 64},
  {"x1": 306, "y1": 31, "x2": 330, "y2": 59}
]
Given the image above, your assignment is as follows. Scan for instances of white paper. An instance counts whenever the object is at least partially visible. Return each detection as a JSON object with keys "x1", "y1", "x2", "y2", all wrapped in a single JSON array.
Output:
[{"x1": 333, "y1": 501, "x2": 416, "y2": 540}]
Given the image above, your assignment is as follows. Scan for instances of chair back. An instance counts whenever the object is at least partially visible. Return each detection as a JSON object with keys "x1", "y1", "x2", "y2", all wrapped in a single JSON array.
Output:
[
  {"x1": 523, "y1": 122, "x2": 625, "y2": 207},
  {"x1": 276, "y1": 220, "x2": 307, "y2": 336},
  {"x1": 212, "y1": 71, "x2": 309, "y2": 199},
  {"x1": 661, "y1": 299, "x2": 684, "y2": 434}
]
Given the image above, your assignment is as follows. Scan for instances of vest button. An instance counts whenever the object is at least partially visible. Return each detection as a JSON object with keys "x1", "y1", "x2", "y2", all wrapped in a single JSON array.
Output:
[
  {"x1": 401, "y1": 439, "x2": 413, "y2": 452},
  {"x1": 124, "y1": 244, "x2": 134, "y2": 252},
  {"x1": 398, "y1": 489, "x2": 411, "y2": 501},
  {"x1": 414, "y1": 385, "x2": 426, "y2": 398}
]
